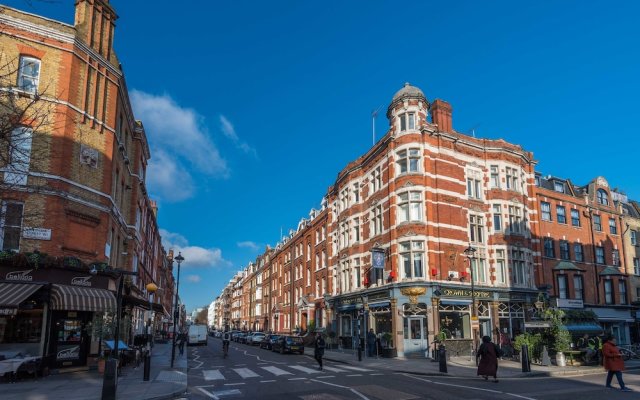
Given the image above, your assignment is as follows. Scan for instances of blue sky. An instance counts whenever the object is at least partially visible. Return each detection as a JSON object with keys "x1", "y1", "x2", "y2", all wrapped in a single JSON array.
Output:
[{"x1": 8, "y1": 0, "x2": 640, "y2": 312}]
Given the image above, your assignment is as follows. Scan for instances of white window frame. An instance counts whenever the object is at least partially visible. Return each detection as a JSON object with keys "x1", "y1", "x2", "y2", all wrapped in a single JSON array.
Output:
[
  {"x1": 573, "y1": 276, "x2": 583, "y2": 300},
  {"x1": 490, "y1": 165, "x2": 500, "y2": 189},
  {"x1": 466, "y1": 170, "x2": 482, "y2": 200},
  {"x1": 397, "y1": 191, "x2": 423, "y2": 223},
  {"x1": 511, "y1": 249, "x2": 526, "y2": 286},
  {"x1": 508, "y1": 205, "x2": 522, "y2": 234},
  {"x1": 18, "y1": 56, "x2": 41, "y2": 93},
  {"x1": 0, "y1": 201, "x2": 24, "y2": 251},
  {"x1": 5, "y1": 126, "x2": 33, "y2": 186},
  {"x1": 471, "y1": 256, "x2": 487, "y2": 284},
  {"x1": 493, "y1": 204, "x2": 502, "y2": 232},
  {"x1": 469, "y1": 214, "x2": 484, "y2": 243},
  {"x1": 557, "y1": 274, "x2": 568, "y2": 299},
  {"x1": 399, "y1": 240, "x2": 424, "y2": 279},
  {"x1": 495, "y1": 249, "x2": 506, "y2": 284},
  {"x1": 399, "y1": 112, "x2": 416, "y2": 132},
  {"x1": 631, "y1": 230, "x2": 637, "y2": 246},
  {"x1": 540, "y1": 202, "x2": 552, "y2": 221},
  {"x1": 371, "y1": 205, "x2": 383, "y2": 237},
  {"x1": 396, "y1": 148, "x2": 420, "y2": 175}
]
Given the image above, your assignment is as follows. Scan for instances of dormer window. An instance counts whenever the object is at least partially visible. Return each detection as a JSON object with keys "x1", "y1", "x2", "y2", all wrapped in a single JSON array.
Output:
[
  {"x1": 554, "y1": 181, "x2": 564, "y2": 193},
  {"x1": 399, "y1": 112, "x2": 415, "y2": 132},
  {"x1": 17, "y1": 56, "x2": 41, "y2": 93},
  {"x1": 597, "y1": 189, "x2": 609, "y2": 206}
]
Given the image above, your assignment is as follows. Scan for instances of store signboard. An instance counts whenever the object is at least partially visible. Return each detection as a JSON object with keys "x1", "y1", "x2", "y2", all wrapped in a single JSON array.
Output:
[{"x1": 556, "y1": 298, "x2": 583, "y2": 309}]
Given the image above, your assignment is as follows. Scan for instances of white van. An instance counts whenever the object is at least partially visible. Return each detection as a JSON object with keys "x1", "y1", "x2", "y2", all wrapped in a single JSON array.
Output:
[{"x1": 188, "y1": 324, "x2": 208, "y2": 346}]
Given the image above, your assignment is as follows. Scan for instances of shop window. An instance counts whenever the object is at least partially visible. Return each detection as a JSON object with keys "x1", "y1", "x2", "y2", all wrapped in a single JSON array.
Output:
[
  {"x1": 439, "y1": 311, "x2": 471, "y2": 339},
  {"x1": 0, "y1": 308, "x2": 43, "y2": 344}
]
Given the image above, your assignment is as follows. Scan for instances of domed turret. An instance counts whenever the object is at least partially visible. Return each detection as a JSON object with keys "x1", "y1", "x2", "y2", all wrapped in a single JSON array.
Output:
[
  {"x1": 386, "y1": 83, "x2": 429, "y2": 134},
  {"x1": 391, "y1": 82, "x2": 427, "y2": 103}
]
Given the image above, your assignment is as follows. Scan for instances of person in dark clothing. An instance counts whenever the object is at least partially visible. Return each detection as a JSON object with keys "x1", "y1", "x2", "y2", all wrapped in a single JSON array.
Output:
[
  {"x1": 367, "y1": 329, "x2": 376, "y2": 357},
  {"x1": 314, "y1": 333, "x2": 326, "y2": 370},
  {"x1": 178, "y1": 332, "x2": 186, "y2": 355},
  {"x1": 476, "y1": 335, "x2": 499, "y2": 382}
]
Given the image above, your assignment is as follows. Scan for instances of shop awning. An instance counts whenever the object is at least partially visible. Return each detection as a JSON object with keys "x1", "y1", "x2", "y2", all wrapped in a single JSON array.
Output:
[
  {"x1": 51, "y1": 284, "x2": 116, "y2": 312},
  {"x1": 123, "y1": 294, "x2": 166, "y2": 314},
  {"x1": 588, "y1": 307, "x2": 634, "y2": 322},
  {"x1": 0, "y1": 282, "x2": 43, "y2": 307},
  {"x1": 439, "y1": 298, "x2": 472, "y2": 306},
  {"x1": 368, "y1": 301, "x2": 390, "y2": 308},
  {"x1": 564, "y1": 323, "x2": 604, "y2": 334}
]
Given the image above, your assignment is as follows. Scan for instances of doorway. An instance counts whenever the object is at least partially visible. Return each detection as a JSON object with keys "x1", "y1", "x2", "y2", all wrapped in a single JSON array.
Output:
[
  {"x1": 403, "y1": 316, "x2": 428, "y2": 356},
  {"x1": 51, "y1": 312, "x2": 91, "y2": 368}
]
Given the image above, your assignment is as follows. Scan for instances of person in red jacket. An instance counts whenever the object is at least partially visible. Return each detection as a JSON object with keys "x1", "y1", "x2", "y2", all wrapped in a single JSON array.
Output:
[{"x1": 602, "y1": 334, "x2": 632, "y2": 392}]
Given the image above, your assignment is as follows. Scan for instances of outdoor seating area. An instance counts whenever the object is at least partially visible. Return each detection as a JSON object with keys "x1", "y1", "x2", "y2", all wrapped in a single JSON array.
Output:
[{"x1": 0, "y1": 352, "x2": 45, "y2": 383}]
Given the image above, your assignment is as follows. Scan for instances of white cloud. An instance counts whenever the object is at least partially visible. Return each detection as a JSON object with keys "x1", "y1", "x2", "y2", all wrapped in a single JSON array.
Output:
[
  {"x1": 160, "y1": 228, "x2": 231, "y2": 269},
  {"x1": 130, "y1": 90, "x2": 230, "y2": 202},
  {"x1": 219, "y1": 115, "x2": 257, "y2": 157},
  {"x1": 146, "y1": 149, "x2": 194, "y2": 202},
  {"x1": 237, "y1": 241, "x2": 260, "y2": 251},
  {"x1": 186, "y1": 275, "x2": 201, "y2": 283}
]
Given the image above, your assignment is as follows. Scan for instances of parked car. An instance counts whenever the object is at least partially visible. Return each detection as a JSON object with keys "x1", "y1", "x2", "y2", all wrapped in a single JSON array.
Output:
[
  {"x1": 249, "y1": 333, "x2": 265, "y2": 346},
  {"x1": 243, "y1": 332, "x2": 254, "y2": 344},
  {"x1": 236, "y1": 332, "x2": 247, "y2": 343},
  {"x1": 260, "y1": 334, "x2": 280, "y2": 350},
  {"x1": 272, "y1": 335, "x2": 304, "y2": 354}
]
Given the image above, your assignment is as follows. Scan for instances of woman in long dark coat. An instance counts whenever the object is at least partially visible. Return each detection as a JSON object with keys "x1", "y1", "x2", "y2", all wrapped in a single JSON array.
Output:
[{"x1": 476, "y1": 335, "x2": 499, "y2": 382}]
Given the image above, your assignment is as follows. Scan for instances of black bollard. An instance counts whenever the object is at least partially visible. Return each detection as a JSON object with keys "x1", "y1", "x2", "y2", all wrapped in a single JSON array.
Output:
[
  {"x1": 521, "y1": 344, "x2": 531, "y2": 373},
  {"x1": 101, "y1": 359, "x2": 118, "y2": 400},
  {"x1": 438, "y1": 344, "x2": 447, "y2": 373},
  {"x1": 143, "y1": 350, "x2": 151, "y2": 381}
]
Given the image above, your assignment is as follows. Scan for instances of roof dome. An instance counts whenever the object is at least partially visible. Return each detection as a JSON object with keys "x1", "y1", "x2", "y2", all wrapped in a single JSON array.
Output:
[{"x1": 392, "y1": 82, "x2": 426, "y2": 102}]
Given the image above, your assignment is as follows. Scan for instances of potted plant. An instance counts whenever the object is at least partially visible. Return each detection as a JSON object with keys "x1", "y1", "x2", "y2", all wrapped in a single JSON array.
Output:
[
  {"x1": 97, "y1": 352, "x2": 109, "y2": 374},
  {"x1": 380, "y1": 332, "x2": 396, "y2": 357},
  {"x1": 554, "y1": 327, "x2": 571, "y2": 367}
]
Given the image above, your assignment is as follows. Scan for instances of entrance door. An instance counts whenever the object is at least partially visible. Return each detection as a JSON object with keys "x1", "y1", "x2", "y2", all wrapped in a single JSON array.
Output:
[
  {"x1": 404, "y1": 317, "x2": 428, "y2": 356},
  {"x1": 53, "y1": 315, "x2": 90, "y2": 368}
]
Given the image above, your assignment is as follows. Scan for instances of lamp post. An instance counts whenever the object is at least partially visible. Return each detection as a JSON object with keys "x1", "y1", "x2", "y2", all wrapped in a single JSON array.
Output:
[
  {"x1": 170, "y1": 252, "x2": 184, "y2": 368},
  {"x1": 101, "y1": 269, "x2": 137, "y2": 400},
  {"x1": 463, "y1": 244, "x2": 478, "y2": 355},
  {"x1": 143, "y1": 282, "x2": 158, "y2": 381}
]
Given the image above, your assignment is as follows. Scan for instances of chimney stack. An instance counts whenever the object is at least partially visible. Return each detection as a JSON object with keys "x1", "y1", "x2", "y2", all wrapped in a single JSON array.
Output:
[{"x1": 431, "y1": 99, "x2": 453, "y2": 133}]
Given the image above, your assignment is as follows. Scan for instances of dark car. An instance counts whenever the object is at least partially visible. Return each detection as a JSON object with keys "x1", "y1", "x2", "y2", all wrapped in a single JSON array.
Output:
[
  {"x1": 260, "y1": 334, "x2": 280, "y2": 350},
  {"x1": 272, "y1": 335, "x2": 304, "y2": 354}
]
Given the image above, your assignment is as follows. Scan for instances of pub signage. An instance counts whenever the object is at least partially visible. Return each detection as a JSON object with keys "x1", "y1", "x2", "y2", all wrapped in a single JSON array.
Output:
[
  {"x1": 442, "y1": 288, "x2": 491, "y2": 299},
  {"x1": 71, "y1": 276, "x2": 92, "y2": 287}
]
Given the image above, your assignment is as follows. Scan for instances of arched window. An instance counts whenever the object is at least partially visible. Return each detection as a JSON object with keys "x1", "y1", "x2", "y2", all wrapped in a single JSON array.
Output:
[{"x1": 597, "y1": 189, "x2": 609, "y2": 206}]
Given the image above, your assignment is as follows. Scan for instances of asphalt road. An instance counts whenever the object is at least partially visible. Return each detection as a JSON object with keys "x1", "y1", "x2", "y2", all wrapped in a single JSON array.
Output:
[{"x1": 182, "y1": 337, "x2": 640, "y2": 400}]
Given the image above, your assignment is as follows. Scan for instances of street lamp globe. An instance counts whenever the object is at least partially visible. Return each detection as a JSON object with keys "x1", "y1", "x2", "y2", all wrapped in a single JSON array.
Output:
[{"x1": 146, "y1": 282, "x2": 158, "y2": 294}]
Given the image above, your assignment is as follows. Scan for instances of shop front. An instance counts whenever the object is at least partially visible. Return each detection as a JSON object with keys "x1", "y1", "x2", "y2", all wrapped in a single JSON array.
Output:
[
  {"x1": 588, "y1": 307, "x2": 634, "y2": 345},
  {"x1": 0, "y1": 265, "x2": 116, "y2": 369}
]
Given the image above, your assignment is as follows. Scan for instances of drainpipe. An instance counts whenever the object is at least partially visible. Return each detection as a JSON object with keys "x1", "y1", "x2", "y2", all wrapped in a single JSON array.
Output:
[{"x1": 587, "y1": 208, "x2": 600, "y2": 304}]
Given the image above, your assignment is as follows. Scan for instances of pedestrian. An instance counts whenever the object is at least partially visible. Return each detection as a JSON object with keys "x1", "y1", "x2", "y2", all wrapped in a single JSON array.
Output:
[
  {"x1": 178, "y1": 331, "x2": 186, "y2": 355},
  {"x1": 367, "y1": 329, "x2": 376, "y2": 357},
  {"x1": 603, "y1": 334, "x2": 632, "y2": 392},
  {"x1": 476, "y1": 335, "x2": 499, "y2": 383},
  {"x1": 314, "y1": 332, "x2": 326, "y2": 371}
]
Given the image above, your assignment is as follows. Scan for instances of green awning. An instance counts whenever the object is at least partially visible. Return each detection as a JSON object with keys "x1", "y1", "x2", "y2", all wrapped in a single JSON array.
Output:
[
  {"x1": 553, "y1": 261, "x2": 583, "y2": 271},
  {"x1": 599, "y1": 266, "x2": 624, "y2": 276},
  {"x1": 564, "y1": 323, "x2": 604, "y2": 334}
]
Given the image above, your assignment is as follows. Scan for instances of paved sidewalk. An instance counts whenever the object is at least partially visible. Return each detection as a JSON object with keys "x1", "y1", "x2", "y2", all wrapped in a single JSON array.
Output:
[
  {"x1": 307, "y1": 347, "x2": 640, "y2": 378},
  {"x1": 1, "y1": 342, "x2": 187, "y2": 400}
]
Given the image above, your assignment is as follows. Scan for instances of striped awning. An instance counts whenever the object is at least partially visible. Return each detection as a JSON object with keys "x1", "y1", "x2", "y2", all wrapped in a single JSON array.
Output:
[
  {"x1": 51, "y1": 284, "x2": 116, "y2": 312},
  {"x1": 0, "y1": 282, "x2": 43, "y2": 307}
]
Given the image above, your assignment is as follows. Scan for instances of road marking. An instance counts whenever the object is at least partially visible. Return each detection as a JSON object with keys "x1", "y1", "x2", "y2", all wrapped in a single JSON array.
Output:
[
  {"x1": 203, "y1": 369, "x2": 225, "y2": 381},
  {"x1": 347, "y1": 374, "x2": 363, "y2": 377},
  {"x1": 233, "y1": 367, "x2": 261, "y2": 378},
  {"x1": 233, "y1": 364, "x2": 246, "y2": 367},
  {"x1": 260, "y1": 366, "x2": 293, "y2": 376},
  {"x1": 288, "y1": 365, "x2": 321, "y2": 374},
  {"x1": 197, "y1": 387, "x2": 219, "y2": 400},
  {"x1": 214, "y1": 389, "x2": 242, "y2": 397},
  {"x1": 310, "y1": 379, "x2": 370, "y2": 400},
  {"x1": 260, "y1": 380, "x2": 276, "y2": 383},
  {"x1": 341, "y1": 366, "x2": 373, "y2": 372},
  {"x1": 289, "y1": 377, "x2": 307, "y2": 381},
  {"x1": 321, "y1": 366, "x2": 349, "y2": 373},
  {"x1": 316, "y1": 375, "x2": 336, "y2": 379},
  {"x1": 370, "y1": 373, "x2": 384, "y2": 376},
  {"x1": 224, "y1": 382, "x2": 245, "y2": 386},
  {"x1": 403, "y1": 374, "x2": 538, "y2": 400}
]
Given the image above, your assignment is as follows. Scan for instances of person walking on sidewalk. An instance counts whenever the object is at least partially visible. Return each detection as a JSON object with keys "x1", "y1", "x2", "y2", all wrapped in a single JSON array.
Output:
[
  {"x1": 367, "y1": 329, "x2": 376, "y2": 357},
  {"x1": 476, "y1": 335, "x2": 499, "y2": 383},
  {"x1": 178, "y1": 331, "x2": 186, "y2": 356},
  {"x1": 603, "y1": 334, "x2": 632, "y2": 392},
  {"x1": 314, "y1": 332, "x2": 326, "y2": 371}
]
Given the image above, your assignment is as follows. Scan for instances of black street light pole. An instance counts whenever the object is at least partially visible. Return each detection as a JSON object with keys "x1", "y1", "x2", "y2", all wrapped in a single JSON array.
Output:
[
  {"x1": 170, "y1": 252, "x2": 184, "y2": 368},
  {"x1": 102, "y1": 270, "x2": 137, "y2": 400},
  {"x1": 143, "y1": 282, "x2": 158, "y2": 381}
]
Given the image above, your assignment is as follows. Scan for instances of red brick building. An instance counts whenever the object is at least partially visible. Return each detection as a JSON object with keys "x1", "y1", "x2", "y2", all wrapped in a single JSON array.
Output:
[{"x1": 0, "y1": 1, "x2": 173, "y2": 369}]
